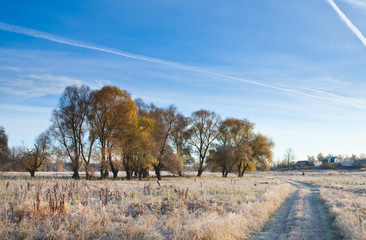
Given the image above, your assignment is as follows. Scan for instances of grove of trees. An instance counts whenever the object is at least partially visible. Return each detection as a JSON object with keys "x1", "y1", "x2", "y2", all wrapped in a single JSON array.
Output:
[
  {"x1": 307, "y1": 153, "x2": 366, "y2": 162},
  {"x1": 0, "y1": 85, "x2": 275, "y2": 179}
]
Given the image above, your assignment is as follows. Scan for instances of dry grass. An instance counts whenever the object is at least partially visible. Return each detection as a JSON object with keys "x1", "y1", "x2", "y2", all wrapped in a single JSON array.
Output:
[
  {"x1": 281, "y1": 170, "x2": 366, "y2": 240},
  {"x1": 0, "y1": 175, "x2": 294, "y2": 240},
  {"x1": 320, "y1": 188, "x2": 366, "y2": 240}
]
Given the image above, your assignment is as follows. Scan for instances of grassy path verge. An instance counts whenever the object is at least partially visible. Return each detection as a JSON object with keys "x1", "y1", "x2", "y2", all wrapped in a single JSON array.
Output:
[{"x1": 251, "y1": 181, "x2": 341, "y2": 240}]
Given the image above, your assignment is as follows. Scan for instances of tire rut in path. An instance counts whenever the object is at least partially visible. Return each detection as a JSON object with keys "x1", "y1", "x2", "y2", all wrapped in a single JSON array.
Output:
[{"x1": 251, "y1": 181, "x2": 342, "y2": 240}]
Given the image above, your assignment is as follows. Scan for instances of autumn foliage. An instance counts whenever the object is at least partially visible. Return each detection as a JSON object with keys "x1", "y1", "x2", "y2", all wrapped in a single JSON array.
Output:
[{"x1": 4, "y1": 85, "x2": 274, "y2": 179}]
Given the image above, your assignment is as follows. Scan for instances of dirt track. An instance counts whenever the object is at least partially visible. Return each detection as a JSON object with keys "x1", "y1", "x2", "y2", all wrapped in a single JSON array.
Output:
[{"x1": 251, "y1": 181, "x2": 342, "y2": 240}]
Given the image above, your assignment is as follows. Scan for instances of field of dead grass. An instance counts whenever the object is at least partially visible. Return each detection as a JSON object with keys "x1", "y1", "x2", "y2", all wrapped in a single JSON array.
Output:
[
  {"x1": 285, "y1": 170, "x2": 366, "y2": 240},
  {"x1": 0, "y1": 175, "x2": 294, "y2": 240}
]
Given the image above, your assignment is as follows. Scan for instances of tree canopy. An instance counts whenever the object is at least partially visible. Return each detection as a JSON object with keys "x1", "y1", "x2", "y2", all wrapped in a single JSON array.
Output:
[{"x1": 3, "y1": 85, "x2": 274, "y2": 180}]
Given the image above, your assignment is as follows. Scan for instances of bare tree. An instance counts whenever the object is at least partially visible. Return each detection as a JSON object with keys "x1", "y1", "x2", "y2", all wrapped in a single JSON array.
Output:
[
  {"x1": 80, "y1": 130, "x2": 96, "y2": 180},
  {"x1": 316, "y1": 153, "x2": 324, "y2": 162},
  {"x1": 12, "y1": 131, "x2": 51, "y2": 177},
  {"x1": 188, "y1": 110, "x2": 221, "y2": 177},
  {"x1": 284, "y1": 148, "x2": 295, "y2": 170},
  {"x1": 170, "y1": 113, "x2": 192, "y2": 176},
  {"x1": 50, "y1": 85, "x2": 91, "y2": 179}
]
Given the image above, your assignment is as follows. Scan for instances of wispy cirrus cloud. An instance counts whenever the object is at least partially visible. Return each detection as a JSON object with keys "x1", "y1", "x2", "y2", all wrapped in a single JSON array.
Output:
[
  {"x1": 0, "y1": 103, "x2": 52, "y2": 113},
  {"x1": 327, "y1": 0, "x2": 366, "y2": 47},
  {"x1": 1, "y1": 22, "x2": 366, "y2": 109},
  {"x1": 341, "y1": 0, "x2": 366, "y2": 9},
  {"x1": 0, "y1": 66, "x2": 22, "y2": 71},
  {"x1": 0, "y1": 74, "x2": 110, "y2": 97}
]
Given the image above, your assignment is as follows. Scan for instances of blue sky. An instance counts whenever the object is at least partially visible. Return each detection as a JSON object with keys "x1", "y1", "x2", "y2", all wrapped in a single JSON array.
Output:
[{"x1": 1, "y1": 0, "x2": 366, "y2": 161}]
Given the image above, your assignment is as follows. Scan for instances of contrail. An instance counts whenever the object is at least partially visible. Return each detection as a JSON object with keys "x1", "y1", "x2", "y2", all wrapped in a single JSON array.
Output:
[
  {"x1": 327, "y1": 0, "x2": 366, "y2": 47},
  {"x1": 1, "y1": 21, "x2": 366, "y2": 109},
  {"x1": 0, "y1": 22, "x2": 180, "y2": 66}
]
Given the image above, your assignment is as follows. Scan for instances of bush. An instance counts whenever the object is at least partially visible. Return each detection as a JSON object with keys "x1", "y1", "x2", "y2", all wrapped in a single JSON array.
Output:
[{"x1": 320, "y1": 163, "x2": 339, "y2": 169}]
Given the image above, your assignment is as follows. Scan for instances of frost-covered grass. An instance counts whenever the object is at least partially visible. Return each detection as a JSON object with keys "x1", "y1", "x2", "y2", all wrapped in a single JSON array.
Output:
[
  {"x1": 0, "y1": 175, "x2": 294, "y2": 240},
  {"x1": 284, "y1": 170, "x2": 366, "y2": 240}
]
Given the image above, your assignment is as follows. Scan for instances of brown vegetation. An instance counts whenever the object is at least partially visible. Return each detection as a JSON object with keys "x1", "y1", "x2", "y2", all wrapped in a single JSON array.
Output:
[{"x1": 0, "y1": 175, "x2": 293, "y2": 239}]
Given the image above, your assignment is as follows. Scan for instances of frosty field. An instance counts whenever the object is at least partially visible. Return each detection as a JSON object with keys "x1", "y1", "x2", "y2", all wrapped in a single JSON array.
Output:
[{"x1": 0, "y1": 170, "x2": 365, "y2": 239}]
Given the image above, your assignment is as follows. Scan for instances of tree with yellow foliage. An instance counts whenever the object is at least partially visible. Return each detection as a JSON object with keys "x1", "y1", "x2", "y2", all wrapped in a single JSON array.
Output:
[
  {"x1": 207, "y1": 118, "x2": 274, "y2": 177},
  {"x1": 89, "y1": 86, "x2": 138, "y2": 179}
]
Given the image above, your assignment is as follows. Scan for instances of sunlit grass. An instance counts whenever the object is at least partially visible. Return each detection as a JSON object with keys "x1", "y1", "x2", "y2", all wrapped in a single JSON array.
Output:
[
  {"x1": 283, "y1": 170, "x2": 366, "y2": 240},
  {"x1": 0, "y1": 175, "x2": 293, "y2": 239}
]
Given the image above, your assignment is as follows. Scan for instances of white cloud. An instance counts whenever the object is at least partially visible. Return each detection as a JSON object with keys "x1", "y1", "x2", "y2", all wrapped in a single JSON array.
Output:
[
  {"x1": 327, "y1": 0, "x2": 366, "y2": 47},
  {"x1": 341, "y1": 0, "x2": 366, "y2": 9},
  {"x1": 0, "y1": 66, "x2": 22, "y2": 71},
  {"x1": 0, "y1": 74, "x2": 110, "y2": 97}
]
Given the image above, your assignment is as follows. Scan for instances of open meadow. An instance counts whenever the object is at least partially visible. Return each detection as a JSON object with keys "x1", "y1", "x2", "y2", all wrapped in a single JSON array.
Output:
[{"x1": 0, "y1": 170, "x2": 365, "y2": 239}]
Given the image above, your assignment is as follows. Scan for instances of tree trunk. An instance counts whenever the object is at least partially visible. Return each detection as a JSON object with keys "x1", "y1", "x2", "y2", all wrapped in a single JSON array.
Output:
[
  {"x1": 100, "y1": 169, "x2": 108, "y2": 179},
  {"x1": 154, "y1": 166, "x2": 162, "y2": 180},
  {"x1": 138, "y1": 169, "x2": 143, "y2": 180},
  {"x1": 126, "y1": 170, "x2": 132, "y2": 180},
  {"x1": 240, "y1": 163, "x2": 249, "y2": 177},
  {"x1": 109, "y1": 162, "x2": 118, "y2": 180},
  {"x1": 197, "y1": 168, "x2": 204, "y2": 177},
  {"x1": 30, "y1": 170, "x2": 35, "y2": 177},
  {"x1": 112, "y1": 169, "x2": 118, "y2": 179},
  {"x1": 85, "y1": 163, "x2": 91, "y2": 180},
  {"x1": 100, "y1": 166, "x2": 109, "y2": 179},
  {"x1": 142, "y1": 168, "x2": 149, "y2": 178},
  {"x1": 108, "y1": 151, "x2": 118, "y2": 179},
  {"x1": 100, "y1": 144, "x2": 107, "y2": 179},
  {"x1": 224, "y1": 170, "x2": 229, "y2": 177},
  {"x1": 197, "y1": 161, "x2": 204, "y2": 177},
  {"x1": 72, "y1": 170, "x2": 80, "y2": 180}
]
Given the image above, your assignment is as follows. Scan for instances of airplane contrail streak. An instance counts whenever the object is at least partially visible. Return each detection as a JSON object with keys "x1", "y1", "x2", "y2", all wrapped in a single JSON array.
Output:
[
  {"x1": 327, "y1": 0, "x2": 366, "y2": 47},
  {"x1": 1, "y1": 21, "x2": 366, "y2": 109}
]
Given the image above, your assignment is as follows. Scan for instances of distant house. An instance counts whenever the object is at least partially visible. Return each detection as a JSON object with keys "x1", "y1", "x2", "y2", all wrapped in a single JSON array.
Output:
[
  {"x1": 296, "y1": 161, "x2": 310, "y2": 166},
  {"x1": 353, "y1": 160, "x2": 366, "y2": 167},
  {"x1": 322, "y1": 157, "x2": 341, "y2": 164},
  {"x1": 340, "y1": 161, "x2": 354, "y2": 167},
  {"x1": 340, "y1": 160, "x2": 366, "y2": 168},
  {"x1": 296, "y1": 160, "x2": 321, "y2": 167}
]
